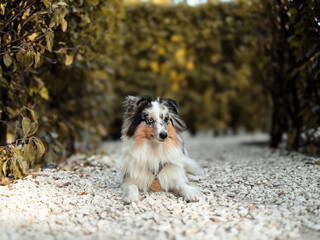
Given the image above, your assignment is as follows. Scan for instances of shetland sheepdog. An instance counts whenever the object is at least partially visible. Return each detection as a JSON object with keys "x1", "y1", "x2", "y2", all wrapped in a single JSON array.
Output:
[{"x1": 118, "y1": 96, "x2": 202, "y2": 204}]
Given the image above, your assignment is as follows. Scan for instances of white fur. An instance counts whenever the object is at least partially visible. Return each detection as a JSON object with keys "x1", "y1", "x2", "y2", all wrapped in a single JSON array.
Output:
[{"x1": 119, "y1": 137, "x2": 201, "y2": 203}]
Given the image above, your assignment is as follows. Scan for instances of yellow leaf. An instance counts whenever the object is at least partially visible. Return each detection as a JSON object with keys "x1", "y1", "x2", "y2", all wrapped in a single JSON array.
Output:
[
  {"x1": 65, "y1": 54, "x2": 74, "y2": 66},
  {"x1": 0, "y1": 4, "x2": 6, "y2": 15},
  {"x1": 61, "y1": 18, "x2": 67, "y2": 32},
  {"x1": 150, "y1": 61, "x2": 159, "y2": 73},
  {"x1": 39, "y1": 87, "x2": 49, "y2": 100},
  {"x1": 33, "y1": 138, "x2": 45, "y2": 160},
  {"x1": 41, "y1": 0, "x2": 51, "y2": 7},
  {"x1": 35, "y1": 52, "x2": 41, "y2": 65},
  {"x1": 2, "y1": 161, "x2": 7, "y2": 176},
  {"x1": 158, "y1": 48, "x2": 166, "y2": 55},
  {"x1": 28, "y1": 33, "x2": 38, "y2": 41},
  {"x1": 186, "y1": 61, "x2": 194, "y2": 70},
  {"x1": 171, "y1": 35, "x2": 182, "y2": 42},
  {"x1": 175, "y1": 48, "x2": 186, "y2": 65}
]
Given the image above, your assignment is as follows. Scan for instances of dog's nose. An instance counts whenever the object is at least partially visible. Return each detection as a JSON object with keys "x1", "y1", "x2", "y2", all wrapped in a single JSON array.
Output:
[{"x1": 159, "y1": 132, "x2": 168, "y2": 140}]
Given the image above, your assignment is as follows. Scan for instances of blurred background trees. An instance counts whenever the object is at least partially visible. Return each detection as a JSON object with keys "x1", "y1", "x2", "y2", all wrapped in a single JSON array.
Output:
[{"x1": 1, "y1": 0, "x2": 320, "y2": 175}]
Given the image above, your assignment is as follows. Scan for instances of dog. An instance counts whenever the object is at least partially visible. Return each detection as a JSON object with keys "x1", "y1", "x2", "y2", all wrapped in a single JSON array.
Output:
[{"x1": 118, "y1": 96, "x2": 202, "y2": 204}]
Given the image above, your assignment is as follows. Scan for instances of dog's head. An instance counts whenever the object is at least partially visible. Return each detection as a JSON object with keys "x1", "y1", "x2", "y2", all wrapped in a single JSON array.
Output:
[{"x1": 122, "y1": 96, "x2": 186, "y2": 143}]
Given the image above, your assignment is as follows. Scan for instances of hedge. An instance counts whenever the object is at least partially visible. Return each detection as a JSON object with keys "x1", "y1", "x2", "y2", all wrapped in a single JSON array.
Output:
[
  {"x1": 0, "y1": 0, "x2": 122, "y2": 178},
  {"x1": 109, "y1": 2, "x2": 270, "y2": 137},
  {"x1": 110, "y1": 0, "x2": 320, "y2": 154}
]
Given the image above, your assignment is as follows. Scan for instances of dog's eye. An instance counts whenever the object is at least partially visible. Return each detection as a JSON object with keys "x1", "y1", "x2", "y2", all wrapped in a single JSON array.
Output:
[
  {"x1": 164, "y1": 117, "x2": 169, "y2": 123},
  {"x1": 147, "y1": 118, "x2": 154, "y2": 124}
]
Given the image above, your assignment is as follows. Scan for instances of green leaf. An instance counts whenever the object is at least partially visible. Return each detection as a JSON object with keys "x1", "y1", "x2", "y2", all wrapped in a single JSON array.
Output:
[
  {"x1": 33, "y1": 164, "x2": 41, "y2": 172},
  {"x1": 28, "y1": 108, "x2": 38, "y2": 121},
  {"x1": 46, "y1": 32, "x2": 54, "y2": 52},
  {"x1": 12, "y1": 164, "x2": 24, "y2": 179},
  {"x1": 23, "y1": 144, "x2": 36, "y2": 165},
  {"x1": 16, "y1": 51, "x2": 24, "y2": 63},
  {"x1": 0, "y1": 161, "x2": 3, "y2": 178},
  {"x1": 22, "y1": 117, "x2": 31, "y2": 137},
  {"x1": 16, "y1": 151, "x2": 28, "y2": 174},
  {"x1": 35, "y1": 52, "x2": 41, "y2": 65},
  {"x1": 30, "y1": 121, "x2": 39, "y2": 136},
  {"x1": 3, "y1": 54, "x2": 12, "y2": 67},
  {"x1": 2, "y1": 161, "x2": 7, "y2": 177}
]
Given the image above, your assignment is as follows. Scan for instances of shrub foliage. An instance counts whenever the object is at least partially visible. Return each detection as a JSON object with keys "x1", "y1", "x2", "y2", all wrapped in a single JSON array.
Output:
[
  {"x1": 0, "y1": 0, "x2": 121, "y2": 177},
  {"x1": 110, "y1": 3, "x2": 269, "y2": 136}
]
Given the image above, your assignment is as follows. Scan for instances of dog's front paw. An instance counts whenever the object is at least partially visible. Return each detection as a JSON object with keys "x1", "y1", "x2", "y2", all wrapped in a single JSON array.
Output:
[
  {"x1": 122, "y1": 185, "x2": 140, "y2": 204},
  {"x1": 184, "y1": 192, "x2": 199, "y2": 202}
]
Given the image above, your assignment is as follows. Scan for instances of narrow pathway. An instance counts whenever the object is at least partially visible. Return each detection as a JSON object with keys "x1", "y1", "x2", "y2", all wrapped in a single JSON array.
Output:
[{"x1": 0, "y1": 134, "x2": 319, "y2": 240}]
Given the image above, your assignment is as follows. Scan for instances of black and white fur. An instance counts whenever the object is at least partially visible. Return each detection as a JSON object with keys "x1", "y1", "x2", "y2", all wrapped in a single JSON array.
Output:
[{"x1": 118, "y1": 96, "x2": 202, "y2": 204}]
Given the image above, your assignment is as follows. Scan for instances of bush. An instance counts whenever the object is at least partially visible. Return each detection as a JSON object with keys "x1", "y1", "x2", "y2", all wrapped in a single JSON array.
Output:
[
  {"x1": 251, "y1": 0, "x2": 320, "y2": 153},
  {"x1": 0, "y1": 0, "x2": 121, "y2": 175}
]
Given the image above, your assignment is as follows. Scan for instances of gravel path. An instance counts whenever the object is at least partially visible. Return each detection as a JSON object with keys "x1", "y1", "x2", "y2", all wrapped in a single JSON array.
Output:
[{"x1": 0, "y1": 134, "x2": 319, "y2": 240}]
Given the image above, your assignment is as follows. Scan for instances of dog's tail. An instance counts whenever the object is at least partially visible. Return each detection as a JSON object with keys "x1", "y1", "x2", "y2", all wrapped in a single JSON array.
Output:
[{"x1": 183, "y1": 157, "x2": 203, "y2": 176}]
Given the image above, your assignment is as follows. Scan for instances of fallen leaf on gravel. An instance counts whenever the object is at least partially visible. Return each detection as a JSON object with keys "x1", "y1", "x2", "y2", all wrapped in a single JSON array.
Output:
[
  {"x1": 81, "y1": 192, "x2": 88, "y2": 195},
  {"x1": 8, "y1": 181, "x2": 18, "y2": 190},
  {"x1": 85, "y1": 174, "x2": 90, "y2": 178},
  {"x1": 83, "y1": 162, "x2": 94, "y2": 167},
  {"x1": 0, "y1": 177, "x2": 11, "y2": 186},
  {"x1": 249, "y1": 205, "x2": 256, "y2": 210},
  {"x1": 150, "y1": 178, "x2": 161, "y2": 192},
  {"x1": 315, "y1": 161, "x2": 320, "y2": 165}
]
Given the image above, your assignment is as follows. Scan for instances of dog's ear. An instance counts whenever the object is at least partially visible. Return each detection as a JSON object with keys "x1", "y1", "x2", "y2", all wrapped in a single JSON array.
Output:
[
  {"x1": 158, "y1": 97, "x2": 180, "y2": 115},
  {"x1": 158, "y1": 97, "x2": 186, "y2": 132},
  {"x1": 124, "y1": 95, "x2": 151, "y2": 115}
]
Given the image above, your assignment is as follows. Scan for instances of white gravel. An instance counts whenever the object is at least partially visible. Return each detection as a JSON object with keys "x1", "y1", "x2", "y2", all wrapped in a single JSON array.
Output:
[{"x1": 0, "y1": 134, "x2": 319, "y2": 240}]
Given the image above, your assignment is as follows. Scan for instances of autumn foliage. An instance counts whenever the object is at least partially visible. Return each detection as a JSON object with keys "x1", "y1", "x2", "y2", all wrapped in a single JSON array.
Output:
[{"x1": 0, "y1": 0, "x2": 121, "y2": 177}]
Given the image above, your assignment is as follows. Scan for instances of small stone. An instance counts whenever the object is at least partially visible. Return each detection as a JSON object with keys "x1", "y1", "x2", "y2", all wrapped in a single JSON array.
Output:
[
  {"x1": 211, "y1": 216, "x2": 227, "y2": 222},
  {"x1": 239, "y1": 209, "x2": 248, "y2": 217}
]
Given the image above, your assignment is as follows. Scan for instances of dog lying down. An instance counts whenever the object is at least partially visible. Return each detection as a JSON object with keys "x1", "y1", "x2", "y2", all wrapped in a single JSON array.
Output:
[{"x1": 118, "y1": 96, "x2": 202, "y2": 204}]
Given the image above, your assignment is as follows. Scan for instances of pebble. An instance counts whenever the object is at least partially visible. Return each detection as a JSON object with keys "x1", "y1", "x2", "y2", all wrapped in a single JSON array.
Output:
[{"x1": 211, "y1": 216, "x2": 228, "y2": 222}]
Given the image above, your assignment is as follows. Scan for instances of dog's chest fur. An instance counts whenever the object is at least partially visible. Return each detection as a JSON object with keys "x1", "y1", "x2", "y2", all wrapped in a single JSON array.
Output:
[{"x1": 121, "y1": 138, "x2": 183, "y2": 175}]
